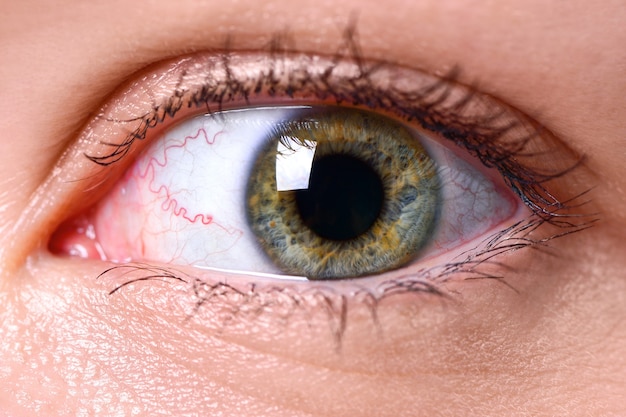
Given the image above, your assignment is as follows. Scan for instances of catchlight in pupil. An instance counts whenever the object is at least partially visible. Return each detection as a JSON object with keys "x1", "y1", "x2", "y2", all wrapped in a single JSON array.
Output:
[{"x1": 293, "y1": 153, "x2": 384, "y2": 241}]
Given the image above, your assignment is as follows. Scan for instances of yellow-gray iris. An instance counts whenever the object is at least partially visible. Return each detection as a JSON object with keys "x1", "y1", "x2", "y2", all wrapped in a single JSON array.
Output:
[{"x1": 246, "y1": 108, "x2": 441, "y2": 279}]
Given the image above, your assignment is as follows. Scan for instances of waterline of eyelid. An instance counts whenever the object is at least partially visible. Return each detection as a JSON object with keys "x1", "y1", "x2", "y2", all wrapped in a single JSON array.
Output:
[{"x1": 190, "y1": 265, "x2": 309, "y2": 281}]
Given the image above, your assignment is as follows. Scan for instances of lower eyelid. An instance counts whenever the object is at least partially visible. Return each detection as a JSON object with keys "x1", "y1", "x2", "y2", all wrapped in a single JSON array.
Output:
[
  {"x1": 37, "y1": 54, "x2": 548, "y2": 204},
  {"x1": 65, "y1": 205, "x2": 532, "y2": 306},
  {"x1": 69, "y1": 211, "x2": 530, "y2": 347},
  {"x1": 91, "y1": 259, "x2": 443, "y2": 316}
]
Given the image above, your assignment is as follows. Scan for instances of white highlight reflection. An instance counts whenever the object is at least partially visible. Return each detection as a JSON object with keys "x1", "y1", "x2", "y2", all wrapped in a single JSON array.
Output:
[
  {"x1": 275, "y1": 138, "x2": 317, "y2": 191},
  {"x1": 191, "y1": 265, "x2": 309, "y2": 281}
]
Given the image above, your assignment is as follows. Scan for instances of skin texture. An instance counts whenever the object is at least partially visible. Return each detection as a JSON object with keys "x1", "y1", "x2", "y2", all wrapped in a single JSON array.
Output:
[{"x1": 0, "y1": 0, "x2": 625, "y2": 416}]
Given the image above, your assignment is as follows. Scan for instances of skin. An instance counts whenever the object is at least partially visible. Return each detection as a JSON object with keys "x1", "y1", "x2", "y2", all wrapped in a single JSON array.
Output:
[{"x1": 1, "y1": 0, "x2": 625, "y2": 416}]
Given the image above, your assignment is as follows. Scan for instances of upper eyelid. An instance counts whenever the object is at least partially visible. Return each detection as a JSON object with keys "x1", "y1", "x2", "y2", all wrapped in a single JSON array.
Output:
[
  {"x1": 87, "y1": 50, "x2": 502, "y2": 166},
  {"x1": 83, "y1": 50, "x2": 575, "y2": 218}
]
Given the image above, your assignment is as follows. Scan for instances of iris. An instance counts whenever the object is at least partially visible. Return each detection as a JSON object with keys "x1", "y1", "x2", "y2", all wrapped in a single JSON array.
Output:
[{"x1": 246, "y1": 108, "x2": 441, "y2": 279}]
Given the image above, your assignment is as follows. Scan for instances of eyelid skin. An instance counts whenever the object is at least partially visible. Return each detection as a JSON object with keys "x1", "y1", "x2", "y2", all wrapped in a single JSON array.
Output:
[
  {"x1": 4, "y1": 4, "x2": 625, "y2": 415},
  {"x1": 32, "y1": 46, "x2": 592, "y2": 301}
]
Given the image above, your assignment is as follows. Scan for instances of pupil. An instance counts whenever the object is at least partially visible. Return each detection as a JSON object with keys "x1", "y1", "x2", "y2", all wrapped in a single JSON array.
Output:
[{"x1": 294, "y1": 153, "x2": 384, "y2": 241}]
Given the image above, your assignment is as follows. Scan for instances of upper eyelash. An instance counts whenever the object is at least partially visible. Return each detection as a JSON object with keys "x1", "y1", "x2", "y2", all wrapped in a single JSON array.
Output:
[
  {"x1": 86, "y1": 34, "x2": 579, "y2": 222},
  {"x1": 87, "y1": 28, "x2": 596, "y2": 341}
]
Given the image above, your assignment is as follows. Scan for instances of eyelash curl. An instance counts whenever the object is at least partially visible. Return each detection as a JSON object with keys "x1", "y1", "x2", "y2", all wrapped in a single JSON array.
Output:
[{"x1": 87, "y1": 24, "x2": 595, "y2": 344}]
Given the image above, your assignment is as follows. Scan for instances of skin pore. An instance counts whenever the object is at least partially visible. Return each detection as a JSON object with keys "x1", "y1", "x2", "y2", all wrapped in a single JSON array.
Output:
[{"x1": 1, "y1": 0, "x2": 625, "y2": 416}]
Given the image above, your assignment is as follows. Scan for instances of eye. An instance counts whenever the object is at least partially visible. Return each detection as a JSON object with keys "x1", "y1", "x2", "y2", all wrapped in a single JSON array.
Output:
[
  {"x1": 46, "y1": 52, "x2": 584, "y2": 288},
  {"x1": 56, "y1": 104, "x2": 517, "y2": 280}
]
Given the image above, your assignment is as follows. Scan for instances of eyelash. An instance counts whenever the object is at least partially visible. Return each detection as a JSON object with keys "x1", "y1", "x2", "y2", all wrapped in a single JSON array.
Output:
[{"x1": 82, "y1": 30, "x2": 593, "y2": 340}]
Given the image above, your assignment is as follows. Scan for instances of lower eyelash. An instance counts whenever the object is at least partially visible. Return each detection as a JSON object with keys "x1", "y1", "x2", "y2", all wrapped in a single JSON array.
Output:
[
  {"x1": 95, "y1": 214, "x2": 588, "y2": 348},
  {"x1": 96, "y1": 208, "x2": 594, "y2": 347},
  {"x1": 87, "y1": 28, "x2": 596, "y2": 338}
]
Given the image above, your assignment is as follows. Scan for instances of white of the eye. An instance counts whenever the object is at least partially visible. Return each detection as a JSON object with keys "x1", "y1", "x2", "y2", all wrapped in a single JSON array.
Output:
[
  {"x1": 93, "y1": 107, "x2": 516, "y2": 278},
  {"x1": 423, "y1": 143, "x2": 517, "y2": 253},
  {"x1": 95, "y1": 107, "x2": 310, "y2": 274}
]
